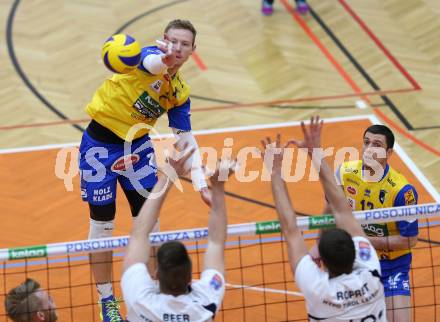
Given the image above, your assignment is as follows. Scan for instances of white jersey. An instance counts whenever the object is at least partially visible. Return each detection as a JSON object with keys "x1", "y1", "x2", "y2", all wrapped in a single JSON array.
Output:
[
  {"x1": 121, "y1": 263, "x2": 225, "y2": 322},
  {"x1": 295, "y1": 236, "x2": 386, "y2": 321}
]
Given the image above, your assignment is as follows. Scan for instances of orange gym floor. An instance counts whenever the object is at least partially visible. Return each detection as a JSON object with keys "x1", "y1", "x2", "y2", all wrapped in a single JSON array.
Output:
[{"x1": 0, "y1": 116, "x2": 439, "y2": 321}]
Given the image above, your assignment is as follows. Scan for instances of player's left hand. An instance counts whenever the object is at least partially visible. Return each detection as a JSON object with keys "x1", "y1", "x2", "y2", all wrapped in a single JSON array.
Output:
[
  {"x1": 161, "y1": 142, "x2": 195, "y2": 179},
  {"x1": 260, "y1": 133, "x2": 291, "y2": 177},
  {"x1": 200, "y1": 187, "x2": 212, "y2": 207},
  {"x1": 290, "y1": 116, "x2": 324, "y2": 155},
  {"x1": 208, "y1": 159, "x2": 237, "y2": 186},
  {"x1": 156, "y1": 39, "x2": 177, "y2": 67}
]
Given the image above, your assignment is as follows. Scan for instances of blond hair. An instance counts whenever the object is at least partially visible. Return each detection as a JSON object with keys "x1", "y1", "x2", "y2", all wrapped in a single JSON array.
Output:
[{"x1": 165, "y1": 19, "x2": 197, "y2": 45}]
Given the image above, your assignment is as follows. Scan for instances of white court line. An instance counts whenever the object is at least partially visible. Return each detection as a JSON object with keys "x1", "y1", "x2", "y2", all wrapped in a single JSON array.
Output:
[
  {"x1": 0, "y1": 142, "x2": 80, "y2": 154},
  {"x1": 367, "y1": 115, "x2": 440, "y2": 202},
  {"x1": 191, "y1": 114, "x2": 371, "y2": 136},
  {"x1": 0, "y1": 114, "x2": 371, "y2": 154},
  {"x1": 226, "y1": 282, "x2": 304, "y2": 298}
]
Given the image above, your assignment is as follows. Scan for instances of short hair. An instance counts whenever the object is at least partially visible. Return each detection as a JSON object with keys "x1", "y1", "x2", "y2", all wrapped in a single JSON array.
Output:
[
  {"x1": 157, "y1": 241, "x2": 192, "y2": 294},
  {"x1": 363, "y1": 125, "x2": 395, "y2": 149},
  {"x1": 5, "y1": 278, "x2": 42, "y2": 322},
  {"x1": 164, "y1": 19, "x2": 197, "y2": 45},
  {"x1": 318, "y1": 228, "x2": 355, "y2": 276}
]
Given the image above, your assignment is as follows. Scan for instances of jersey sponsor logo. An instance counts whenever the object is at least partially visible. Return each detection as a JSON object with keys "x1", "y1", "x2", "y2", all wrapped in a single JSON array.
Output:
[
  {"x1": 358, "y1": 241, "x2": 371, "y2": 261},
  {"x1": 150, "y1": 79, "x2": 163, "y2": 93},
  {"x1": 404, "y1": 189, "x2": 416, "y2": 205},
  {"x1": 364, "y1": 189, "x2": 371, "y2": 197},
  {"x1": 347, "y1": 186, "x2": 357, "y2": 195},
  {"x1": 344, "y1": 166, "x2": 358, "y2": 173},
  {"x1": 133, "y1": 92, "x2": 166, "y2": 118},
  {"x1": 379, "y1": 189, "x2": 387, "y2": 204},
  {"x1": 210, "y1": 274, "x2": 223, "y2": 291},
  {"x1": 387, "y1": 177, "x2": 396, "y2": 187},
  {"x1": 387, "y1": 272, "x2": 403, "y2": 290},
  {"x1": 402, "y1": 278, "x2": 410, "y2": 290},
  {"x1": 361, "y1": 223, "x2": 388, "y2": 237},
  {"x1": 92, "y1": 186, "x2": 113, "y2": 203},
  {"x1": 130, "y1": 112, "x2": 147, "y2": 121},
  {"x1": 111, "y1": 154, "x2": 140, "y2": 172},
  {"x1": 81, "y1": 188, "x2": 87, "y2": 198}
]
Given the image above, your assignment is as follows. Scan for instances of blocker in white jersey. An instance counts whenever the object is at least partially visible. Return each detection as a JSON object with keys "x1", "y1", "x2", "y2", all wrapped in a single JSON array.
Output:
[
  {"x1": 121, "y1": 156, "x2": 235, "y2": 322},
  {"x1": 122, "y1": 264, "x2": 225, "y2": 322},
  {"x1": 296, "y1": 236, "x2": 386, "y2": 321},
  {"x1": 260, "y1": 118, "x2": 387, "y2": 322}
]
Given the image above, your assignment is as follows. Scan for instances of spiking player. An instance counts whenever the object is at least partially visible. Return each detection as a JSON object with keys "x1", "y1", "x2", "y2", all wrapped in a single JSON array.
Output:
[
  {"x1": 323, "y1": 124, "x2": 418, "y2": 322},
  {"x1": 261, "y1": 116, "x2": 386, "y2": 321},
  {"x1": 79, "y1": 20, "x2": 210, "y2": 321}
]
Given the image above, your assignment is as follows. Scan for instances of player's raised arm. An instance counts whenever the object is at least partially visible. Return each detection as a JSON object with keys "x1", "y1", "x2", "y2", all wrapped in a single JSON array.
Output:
[
  {"x1": 261, "y1": 134, "x2": 308, "y2": 272},
  {"x1": 203, "y1": 160, "x2": 235, "y2": 275},
  {"x1": 123, "y1": 144, "x2": 195, "y2": 273},
  {"x1": 172, "y1": 126, "x2": 212, "y2": 207},
  {"x1": 291, "y1": 116, "x2": 365, "y2": 237}
]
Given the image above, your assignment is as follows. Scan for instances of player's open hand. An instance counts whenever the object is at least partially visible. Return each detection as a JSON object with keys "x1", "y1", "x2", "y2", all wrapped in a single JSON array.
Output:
[
  {"x1": 260, "y1": 133, "x2": 291, "y2": 177},
  {"x1": 161, "y1": 142, "x2": 195, "y2": 179},
  {"x1": 156, "y1": 39, "x2": 177, "y2": 68},
  {"x1": 290, "y1": 116, "x2": 324, "y2": 155},
  {"x1": 208, "y1": 159, "x2": 237, "y2": 187}
]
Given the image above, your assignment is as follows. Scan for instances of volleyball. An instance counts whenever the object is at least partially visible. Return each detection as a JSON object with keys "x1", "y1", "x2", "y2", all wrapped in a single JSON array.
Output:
[{"x1": 101, "y1": 34, "x2": 141, "y2": 74}]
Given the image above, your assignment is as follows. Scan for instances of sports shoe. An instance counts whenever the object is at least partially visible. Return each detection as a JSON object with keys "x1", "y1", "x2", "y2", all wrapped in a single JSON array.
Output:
[
  {"x1": 296, "y1": 0, "x2": 309, "y2": 15},
  {"x1": 261, "y1": 0, "x2": 273, "y2": 16},
  {"x1": 99, "y1": 295, "x2": 124, "y2": 322}
]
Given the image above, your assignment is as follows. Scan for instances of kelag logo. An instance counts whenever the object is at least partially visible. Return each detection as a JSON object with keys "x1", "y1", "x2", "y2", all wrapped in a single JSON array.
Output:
[
  {"x1": 308, "y1": 215, "x2": 336, "y2": 229},
  {"x1": 256, "y1": 221, "x2": 281, "y2": 234},
  {"x1": 9, "y1": 245, "x2": 47, "y2": 260}
]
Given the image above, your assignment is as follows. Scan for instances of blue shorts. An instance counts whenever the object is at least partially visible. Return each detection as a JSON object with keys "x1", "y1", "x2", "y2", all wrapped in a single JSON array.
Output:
[
  {"x1": 79, "y1": 131, "x2": 158, "y2": 205},
  {"x1": 381, "y1": 267, "x2": 411, "y2": 297}
]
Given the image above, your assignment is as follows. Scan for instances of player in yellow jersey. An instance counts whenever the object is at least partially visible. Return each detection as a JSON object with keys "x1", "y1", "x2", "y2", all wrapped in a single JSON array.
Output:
[
  {"x1": 322, "y1": 124, "x2": 418, "y2": 322},
  {"x1": 79, "y1": 20, "x2": 211, "y2": 321}
]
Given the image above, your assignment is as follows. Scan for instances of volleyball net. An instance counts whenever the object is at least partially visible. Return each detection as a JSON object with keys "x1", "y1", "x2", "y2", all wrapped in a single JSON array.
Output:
[{"x1": 1, "y1": 203, "x2": 439, "y2": 321}]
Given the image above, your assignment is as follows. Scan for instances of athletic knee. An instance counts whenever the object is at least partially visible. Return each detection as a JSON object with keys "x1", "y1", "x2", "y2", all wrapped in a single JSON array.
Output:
[
  {"x1": 89, "y1": 203, "x2": 116, "y2": 221},
  {"x1": 88, "y1": 203, "x2": 115, "y2": 239},
  {"x1": 88, "y1": 218, "x2": 114, "y2": 239}
]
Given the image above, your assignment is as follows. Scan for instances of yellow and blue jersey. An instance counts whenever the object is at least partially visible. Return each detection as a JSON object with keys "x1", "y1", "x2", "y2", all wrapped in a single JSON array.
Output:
[
  {"x1": 86, "y1": 46, "x2": 191, "y2": 141},
  {"x1": 338, "y1": 160, "x2": 418, "y2": 269}
]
